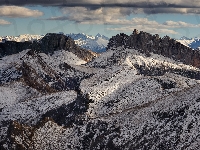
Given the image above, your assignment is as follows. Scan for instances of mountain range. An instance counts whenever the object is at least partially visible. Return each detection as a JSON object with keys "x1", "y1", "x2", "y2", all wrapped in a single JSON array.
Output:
[
  {"x1": 0, "y1": 34, "x2": 44, "y2": 42},
  {"x1": 0, "y1": 33, "x2": 109, "y2": 53},
  {"x1": 1, "y1": 30, "x2": 200, "y2": 149},
  {"x1": 66, "y1": 33, "x2": 109, "y2": 53},
  {"x1": 1, "y1": 33, "x2": 200, "y2": 52},
  {"x1": 177, "y1": 36, "x2": 200, "y2": 50}
]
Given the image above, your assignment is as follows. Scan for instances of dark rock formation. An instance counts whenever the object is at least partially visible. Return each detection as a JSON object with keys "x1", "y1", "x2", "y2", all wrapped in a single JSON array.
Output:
[
  {"x1": 0, "y1": 41, "x2": 32, "y2": 57},
  {"x1": 134, "y1": 63, "x2": 200, "y2": 80},
  {"x1": 107, "y1": 29, "x2": 200, "y2": 68},
  {"x1": 0, "y1": 33, "x2": 97, "y2": 62}
]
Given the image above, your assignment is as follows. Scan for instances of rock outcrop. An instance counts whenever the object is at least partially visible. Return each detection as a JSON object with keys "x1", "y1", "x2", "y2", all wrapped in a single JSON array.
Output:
[{"x1": 107, "y1": 29, "x2": 200, "y2": 68}]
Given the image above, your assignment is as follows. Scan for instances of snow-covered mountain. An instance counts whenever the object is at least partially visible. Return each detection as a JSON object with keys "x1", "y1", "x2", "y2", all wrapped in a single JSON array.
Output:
[
  {"x1": 0, "y1": 34, "x2": 44, "y2": 43},
  {"x1": 1, "y1": 30, "x2": 200, "y2": 149},
  {"x1": 0, "y1": 33, "x2": 109, "y2": 53},
  {"x1": 177, "y1": 36, "x2": 200, "y2": 50},
  {"x1": 67, "y1": 33, "x2": 109, "y2": 53}
]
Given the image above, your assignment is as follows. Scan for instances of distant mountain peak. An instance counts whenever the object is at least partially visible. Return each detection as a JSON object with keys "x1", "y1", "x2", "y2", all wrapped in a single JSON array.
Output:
[
  {"x1": 178, "y1": 36, "x2": 200, "y2": 50},
  {"x1": 179, "y1": 36, "x2": 192, "y2": 40},
  {"x1": 67, "y1": 33, "x2": 109, "y2": 53},
  {"x1": 0, "y1": 34, "x2": 44, "y2": 42},
  {"x1": 0, "y1": 33, "x2": 110, "y2": 53},
  {"x1": 95, "y1": 33, "x2": 101, "y2": 37}
]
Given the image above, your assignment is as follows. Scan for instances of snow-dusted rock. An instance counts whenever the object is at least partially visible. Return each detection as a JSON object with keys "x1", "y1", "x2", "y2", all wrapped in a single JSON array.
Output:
[{"x1": 1, "y1": 31, "x2": 200, "y2": 149}]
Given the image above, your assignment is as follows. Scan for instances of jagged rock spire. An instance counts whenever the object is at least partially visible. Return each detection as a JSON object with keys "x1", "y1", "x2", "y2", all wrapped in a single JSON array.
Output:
[{"x1": 107, "y1": 29, "x2": 200, "y2": 68}]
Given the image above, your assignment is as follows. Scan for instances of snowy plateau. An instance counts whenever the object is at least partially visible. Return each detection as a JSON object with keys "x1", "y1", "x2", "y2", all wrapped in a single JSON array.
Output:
[{"x1": 0, "y1": 31, "x2": 200, "y2": 149}]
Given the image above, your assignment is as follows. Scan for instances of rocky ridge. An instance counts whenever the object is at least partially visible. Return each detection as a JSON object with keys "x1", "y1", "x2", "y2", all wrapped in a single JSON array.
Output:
[{"x1": 107, "y1": 29, "x2": 200, "y2": 68}]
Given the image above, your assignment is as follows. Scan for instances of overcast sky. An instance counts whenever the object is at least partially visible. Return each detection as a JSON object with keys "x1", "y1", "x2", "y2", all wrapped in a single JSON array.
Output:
[{"x1": 0, "y1": 0, "x2": 200, "y2": 38}]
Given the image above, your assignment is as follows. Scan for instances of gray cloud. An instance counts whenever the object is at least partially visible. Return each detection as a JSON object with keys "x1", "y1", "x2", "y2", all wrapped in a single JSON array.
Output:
[
  {"x1": 163, "y1": 21, "x2": 200, "y2": 27},
  {"x1": 46, "y1": 6, "x2": 200, "y2": 35},
  {"x1": 107, "y1": 26, "x2": 179, "y2": 35},
  {"x1": 46, "y1": 7, "x2": 200, "y2": 28},
  {"x1": 1, "y1": 0, "x2": 200, "y2": 15},
  {"x1": 106, "y1": 18, "x2": 200, "y2": 34},
  {"x1": 0, "y1": 6, "x2": 43, "y2": 18},
  {"x1": 45, "y1": 6, "x2": 200, "y2": 35},
  {"x1": 1, "y1": 0, "x2": 200, "y2": 10},
  {"x1": 142, "y1": 8, "x2": 200, "y2": 14},
  {"x1": 0, "y1": 19, "x2": 11, "y2": 25},
  {"x1": 46, "y1": 7, "x2": 131, "y2": 24}
]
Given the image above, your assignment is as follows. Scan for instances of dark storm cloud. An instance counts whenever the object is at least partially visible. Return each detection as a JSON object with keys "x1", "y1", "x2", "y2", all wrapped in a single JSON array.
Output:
[
  {"x1": 1, "y1": 0, "x2": 200, "y2": 15},
  {"x1": 143, "y1": 7, "x2": 200, "y2": 14},
  {"x1": 1, "y1": 0, "x2": 200, "y2": 9}
]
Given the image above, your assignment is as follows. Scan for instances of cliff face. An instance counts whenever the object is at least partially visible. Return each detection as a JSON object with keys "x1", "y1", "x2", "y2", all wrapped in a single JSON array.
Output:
[
  {"x1": 0, "y1": 33, "x2": 98, "y2": 62},
  {"x1": 107, "y1": 29, "x2": 200, "y2": 68},
  {"x1": 0, "y1": 41, "x2": 32, "y2": 57}
]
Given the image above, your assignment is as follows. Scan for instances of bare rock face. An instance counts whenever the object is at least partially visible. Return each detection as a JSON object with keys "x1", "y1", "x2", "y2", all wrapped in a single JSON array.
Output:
[
  {"x1": 0, "y1": 41, "x2": 32, "y2": 58},
  {"x1": 107, "y1": 29, "x2": 200, "y2": 68},
  {"x1": 0, "y1": 33, "x2": 98, "y2": 62},
  {"x1": 32, "y1": 33, "x2": 98, "y2": 62}
]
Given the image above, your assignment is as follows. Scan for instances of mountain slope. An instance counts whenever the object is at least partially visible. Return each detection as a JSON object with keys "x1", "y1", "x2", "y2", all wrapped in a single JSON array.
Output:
[
  {"x1": 0, "y1": 48, "x2": 94, "y2": 149},
  {"x1": 1, "y1": 30, "x2": 200, "y2": 149}
]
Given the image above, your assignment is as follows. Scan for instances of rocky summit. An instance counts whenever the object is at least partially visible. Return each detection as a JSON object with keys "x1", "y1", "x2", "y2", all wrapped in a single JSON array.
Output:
[
  {"x1": 108, "y1": 29, "x2": 200, "y2": 68},
  {"x1": 1, "y1": 30, "x2": 200, "y2": 150}
]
